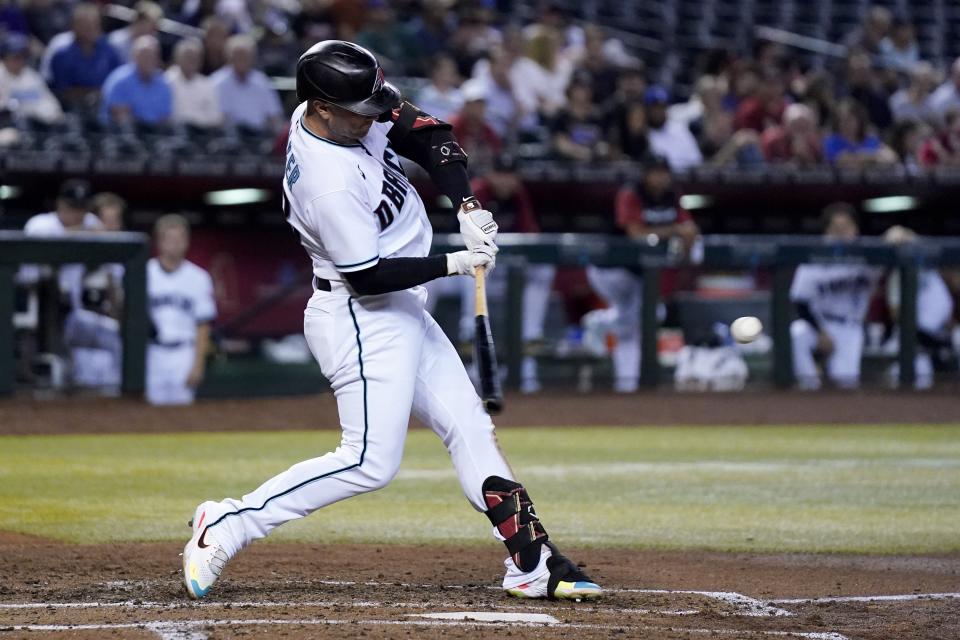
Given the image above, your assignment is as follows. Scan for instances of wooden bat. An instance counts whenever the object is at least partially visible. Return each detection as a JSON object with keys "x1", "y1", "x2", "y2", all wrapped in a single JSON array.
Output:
[{"x1": 474, "y1": 265, "x2": 503, "y2": 415}]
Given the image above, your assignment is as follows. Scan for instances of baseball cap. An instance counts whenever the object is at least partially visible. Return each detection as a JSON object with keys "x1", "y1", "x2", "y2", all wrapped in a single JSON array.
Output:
[
  {"x1": 460, "y1": 78, "x2": 487, "y2": 103},
  {"x1": 58, "y1": 179, "x2": 93, "y2": 209},
  {"x1": 3, "y1": 33, "x2": 30, "y2": 57},
  {"x1": 643, "y1": 85, "x2": 670, "y2": 106}
]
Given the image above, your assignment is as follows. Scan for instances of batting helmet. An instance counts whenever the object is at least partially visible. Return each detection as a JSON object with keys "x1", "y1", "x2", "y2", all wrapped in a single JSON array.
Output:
[{"x1": 296, "y1": 40, "x2": 401, "y2": 117}]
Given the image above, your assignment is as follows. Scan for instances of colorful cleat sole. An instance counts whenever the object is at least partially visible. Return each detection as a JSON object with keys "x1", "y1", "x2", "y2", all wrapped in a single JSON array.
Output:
[{"x1": 553, "y1": 580, "x2": 603, "y2": 600}]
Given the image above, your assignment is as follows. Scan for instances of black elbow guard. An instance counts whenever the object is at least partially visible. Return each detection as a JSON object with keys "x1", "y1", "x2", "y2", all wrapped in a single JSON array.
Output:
[{"x1": 385, "y1": 101, "x2": 468, "y2": 169}]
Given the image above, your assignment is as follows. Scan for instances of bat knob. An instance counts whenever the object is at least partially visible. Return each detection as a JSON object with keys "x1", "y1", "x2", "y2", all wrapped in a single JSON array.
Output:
[{"x1": 483, "y1": 398, "x2": 503, "y2": 415}]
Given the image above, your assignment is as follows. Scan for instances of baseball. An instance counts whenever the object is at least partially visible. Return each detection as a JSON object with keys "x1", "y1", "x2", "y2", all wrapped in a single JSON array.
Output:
[{"x1": 731, "y1": 316, "x2": 763, "y2": 344}]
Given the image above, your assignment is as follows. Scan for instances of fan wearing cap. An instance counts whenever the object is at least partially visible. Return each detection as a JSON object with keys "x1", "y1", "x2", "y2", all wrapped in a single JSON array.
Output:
[
  {"x1": 180, "y1": 40, "x2": 603, "y2": 604},
  {"x1": 0, "y1": 33, "x2": 64, "y2": 124},
  {"x1": 644, "y1": 85, "x2": 703, "y2": 172}
]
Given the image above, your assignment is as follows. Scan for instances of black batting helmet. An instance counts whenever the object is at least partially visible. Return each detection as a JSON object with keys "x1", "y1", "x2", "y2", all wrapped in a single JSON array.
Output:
[{"x1": 296, "y1": 40, "x2": 401, "y2": 117}]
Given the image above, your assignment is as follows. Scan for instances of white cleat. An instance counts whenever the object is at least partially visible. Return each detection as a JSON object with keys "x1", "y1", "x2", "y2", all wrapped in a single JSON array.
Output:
[
  {"x1": 504, "y1": 543, "x2": 603, "y2": 601},
  {"x1": 182, "y1": 501, "x2": 230, "y2": 599}
]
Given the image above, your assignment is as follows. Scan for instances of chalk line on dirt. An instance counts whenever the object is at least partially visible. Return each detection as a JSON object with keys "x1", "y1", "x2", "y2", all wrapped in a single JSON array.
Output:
[{"x1": 768, "y1": 592, "x2": 960, "y2": 604}]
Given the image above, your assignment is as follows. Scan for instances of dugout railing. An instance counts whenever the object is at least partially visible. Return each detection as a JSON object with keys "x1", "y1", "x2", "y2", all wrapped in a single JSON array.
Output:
[
  {"x1": 0, "y1": 231, "x2": 150, "y2": 396},
  {"x1": 1, "y1": 232, "x2": 955, "y2": 395},
  {"x1": 435, "y1": 234, "x2": 960, "y2": 390}
]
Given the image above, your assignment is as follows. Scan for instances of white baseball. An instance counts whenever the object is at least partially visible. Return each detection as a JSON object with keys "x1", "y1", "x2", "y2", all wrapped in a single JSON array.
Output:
[{"x1": 731, "y1": 316, "x2": 763, "y2": 344}]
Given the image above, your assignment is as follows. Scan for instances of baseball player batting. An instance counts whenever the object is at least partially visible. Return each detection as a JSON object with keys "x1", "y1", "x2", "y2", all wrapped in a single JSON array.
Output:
[{"x1": 182, "y1": 41, "x2": 602, "y2": 602}]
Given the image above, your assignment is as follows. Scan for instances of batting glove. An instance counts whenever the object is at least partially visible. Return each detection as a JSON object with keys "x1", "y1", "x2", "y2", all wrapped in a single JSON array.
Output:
[
  {"x1": 446, "y1": 246, "x2": 496, "y2": 277},
  {"x1": 457, "y1": 197, "x2": 499, "y2": 254}
]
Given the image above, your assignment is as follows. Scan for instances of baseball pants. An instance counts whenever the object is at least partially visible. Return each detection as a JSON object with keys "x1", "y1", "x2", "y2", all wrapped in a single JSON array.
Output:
[
  {"x1": 207, "y1": 284, "x2": 514, "y2": 558},
  {"x1": 586, "y1": 266, "x2": 643, "y2": 393},
  {"x1": 790, "y1": 318, "x2": 864, "y2": 389}
]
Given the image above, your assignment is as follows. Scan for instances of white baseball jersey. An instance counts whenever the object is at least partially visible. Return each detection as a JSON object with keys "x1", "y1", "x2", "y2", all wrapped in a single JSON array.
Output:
[
  {"x1": 282, "y1": 102, "x2": 433, "y2": 284},
  {"x1": 790, "y1": 263, "x2": 880, "y2": 325},
  {"x1": 21, "y1": 211, "x2": 102, "y2": 308},
  {"x1": 147, "y1": 258, "x2": 216, "y2": 344}
]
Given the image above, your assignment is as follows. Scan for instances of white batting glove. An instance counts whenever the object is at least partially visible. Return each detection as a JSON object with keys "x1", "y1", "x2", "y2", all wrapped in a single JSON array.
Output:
[
  {"x1": 446, "y1": 246, "x2": 496, "y2": 277},
  {"x1": 457, "y1": 197, "x2": 499, "y2": 254}
]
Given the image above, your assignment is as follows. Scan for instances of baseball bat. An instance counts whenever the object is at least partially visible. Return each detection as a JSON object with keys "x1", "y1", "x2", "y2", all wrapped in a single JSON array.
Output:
[{"x1": 474, "y1": 266, "x2": 503, "y2": 415}]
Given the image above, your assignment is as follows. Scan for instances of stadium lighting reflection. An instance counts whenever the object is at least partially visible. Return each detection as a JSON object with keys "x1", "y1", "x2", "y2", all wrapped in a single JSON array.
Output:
[
  {"x1": 679, "y1": 194, "x2": 712, "y2": 209},
  {"x1": 862, "y1": 196, "x2": 917, "y2": 213},
  {"x1": 0, "y1": 185, "x2": 22, "y2": 200},
  {"x1": 204, "y1": 188, "x2": 273, "y2": 206}
]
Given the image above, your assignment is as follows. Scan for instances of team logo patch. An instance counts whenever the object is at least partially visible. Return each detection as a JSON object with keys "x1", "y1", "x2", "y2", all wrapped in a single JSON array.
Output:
[{"x1": 373, "y1": 67, "x2": 385, "y2": 93}]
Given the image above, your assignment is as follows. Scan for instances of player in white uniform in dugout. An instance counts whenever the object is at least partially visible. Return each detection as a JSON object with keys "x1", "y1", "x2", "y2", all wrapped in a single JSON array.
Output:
[
  {"x1": 146, "y1": 214, "x2": 216, "y2": 405},
  {"x1": 182, "y1": 41, "x2": 602, "y2": 602},
  {"x1": 790, "y1": 204, "x2": 880, "y2": 389}
]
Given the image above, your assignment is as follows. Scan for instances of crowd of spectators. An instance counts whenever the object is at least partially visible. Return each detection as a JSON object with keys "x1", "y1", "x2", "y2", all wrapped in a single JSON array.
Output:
[{"x1": 1, "y1": 1, "x2": 960, "y2": 172}]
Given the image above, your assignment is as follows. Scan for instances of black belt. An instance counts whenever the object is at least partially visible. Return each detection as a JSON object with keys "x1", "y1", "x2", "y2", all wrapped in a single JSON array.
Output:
[
  {"x1": 313, "y1": 275, "x2": 332, "y2": 291},
  {"x1": 820, "y1": 312, "x2": 856, "y2": 325},
  {"x1": 151, "y1": 340, "x2": 193, "y2": 348}
]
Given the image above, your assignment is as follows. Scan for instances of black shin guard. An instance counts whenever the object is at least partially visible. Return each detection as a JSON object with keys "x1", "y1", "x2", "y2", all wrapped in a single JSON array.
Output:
[{"x1": 482, "y1": 476, "x2": 548, "y2": 572}]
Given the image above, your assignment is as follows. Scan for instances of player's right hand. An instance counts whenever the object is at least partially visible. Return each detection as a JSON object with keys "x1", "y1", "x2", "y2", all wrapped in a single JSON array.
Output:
[
  {"x1": 816, "y1": 331, "x2": 834, "y2": 355},
  {"x1": 446, "y1": 247, "x2": 495, "y2": 277}
]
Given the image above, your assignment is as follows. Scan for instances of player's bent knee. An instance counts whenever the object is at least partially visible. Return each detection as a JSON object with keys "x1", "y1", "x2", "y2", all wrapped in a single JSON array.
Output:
[{"x1": 790, "y1": 319, "x2": 814, "y2": 339}]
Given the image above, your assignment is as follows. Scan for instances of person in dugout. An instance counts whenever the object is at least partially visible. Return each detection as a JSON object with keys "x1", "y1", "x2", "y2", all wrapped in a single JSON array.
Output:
[{"x1": 584, "y1": 155, "x2": 701, "y2": 392}]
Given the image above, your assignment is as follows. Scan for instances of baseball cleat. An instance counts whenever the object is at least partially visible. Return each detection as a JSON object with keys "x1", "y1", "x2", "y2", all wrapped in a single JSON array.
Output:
[
  {"x1": 182, "y1": 501, "x2": 230, "y2": 599},
  {"x1": 506, "y1": 543, "x2": 603, "y2": 601}
]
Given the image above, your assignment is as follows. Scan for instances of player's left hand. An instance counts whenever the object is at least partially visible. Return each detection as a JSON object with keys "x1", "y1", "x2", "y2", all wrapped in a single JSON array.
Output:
[{"x1": 458, "y1": 197, "x2": 498, "y2": 254}]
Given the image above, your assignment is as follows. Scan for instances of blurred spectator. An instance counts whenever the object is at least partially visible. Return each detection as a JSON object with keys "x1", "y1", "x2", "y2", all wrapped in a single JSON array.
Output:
[
  {"x1": 645, "y1": 86, "x2": 703, "y2": 172},
  {"x1": 823, "y1": 99, "x2": 897, "y2": 168},
  {"x1": 734, "y1": 68, "x2": 787, "y2": 133},
  {"x1": 609, "y1": 100, "x2": 648, "y2": 160},
  {"x1": 92, "y1": 192, "x2": 126, "y2": 231},
  {"x1": 753, "y1": 39, "x2": 785, "y2": 75},
  {"x1": 550, "y1": 80, "x2": 608, "y2": 161},
  {"x1": 603, "y1": 66, "x2": 646, "y2": 141},
  {"x1": 291, "y1": 0, "x2": 337, "y2": 54},
  {"x1": 23, "y1": 0, "x2": 72, "y2": 45},
  {"x1": 574, "y1": 25, "x2": 619, "y2": 102},
  {"x1": 803, "y1": 71, "x2": 837, "y2": 129},
  {"x1": 211, "y1": 34, "x2": 283, "y2": 132},
  {"x1": 889, "y1": 119, "x2": 930, "y2": 174},
  {"x1": 167, "y1": 38, "x2": 223, "y2": 129},
  {"x1": 879, "y1": 18, "x2": 919, "y2": 73},
  {"x1": 401, "y1": 0, "x2": 455, "y2": 72},
  {"x1": 700, "y1": 109, "x2": 763, "y2": 168},
  {"x1": 889, "y1": 62, "x2": 938, "y2": 124},
  {"x1": 101, "y1": 35, "x2": 172, "y2": 126},
  {"x1": 414, "y1": 53, "x2": 463, "y2": 122},
  {"x1": 448, "y1": 79, "x2": 500, "y2": 165},
  {"x1": 917, "y1": 109, "x2": 960, "y2": 168},
  {"x1": 843, "y1": 5, "x2": 892, "y2": 58},
  {"x1": 927, "y1": 57, "x2": 960, "y2": 126},
  {"x1": 585, "y1": 156, "x2": 700, "y2": 393},
  {"x1": 355, "y1": 0, "x2": 417, "y2": 75},
  {"x1": 481, "y1": 46, "x2": 538, "y2": 141},
  {"x1": 200, "y1": 16, "x2": 229, "y2": 75},
  {"x1": 146, "y1": 214, "x2": 216, "y2": 406},
  {"x1": 519, "y1": 24, "x2": 573, "y2": 118},
  {"x1": 0, "y1": 33, "x2": 64, "y2": 124},
  {"x1": 0, "y1": 0, "x2": 29, "y2": 36},
  {"x1": 447, "y1": 6, "x2": 501, "y2": 79},
  {"x1": 108, "y1": 1, "x2": 163, "y2": 62},
  {"x1": 49, "y1": 3, "x2": 122, "y2": 112},
  {"x1": 841, "y1": 51, "x2": 892, "y2": 130},
  {"x1": 761, "y1": 103, "x2": 823, "y2": 167},
  {"x1": 669, "y1": 74, "x2": 725, "y2": 130}
]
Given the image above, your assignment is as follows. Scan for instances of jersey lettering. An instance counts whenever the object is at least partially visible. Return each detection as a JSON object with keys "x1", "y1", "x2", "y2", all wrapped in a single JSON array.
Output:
[
  {"x1": 381, "y1": 169, "x2": 407, "y2": 210},
  {"x1": 374, "y1": 200, "x2": 394, "y2": 228},
  {"x1": 285, "y1": 140, "x2": 301, "y2": 185},
  {"x1": 383, "y1": 146, "x2": 407, "y2": 178},
  {"x1": 816, "y1": 275, "x2": 872, "y2": 296},
  {"x1": 150, "y1": 293, "x2": 195, "y2": 313}
]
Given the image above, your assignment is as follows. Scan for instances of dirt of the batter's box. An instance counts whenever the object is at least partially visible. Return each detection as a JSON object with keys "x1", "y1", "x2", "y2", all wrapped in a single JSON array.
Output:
[
  {"x1": 1, "y1": 539, "x2": 958, "y2": 639},
  {"x1": 2, "y1": 389, "x2": 959, "y2": 436}
]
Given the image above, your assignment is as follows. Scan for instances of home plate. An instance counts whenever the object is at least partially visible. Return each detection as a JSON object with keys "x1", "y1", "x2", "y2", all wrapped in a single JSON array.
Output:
[{"x1": 410, "y1": 612, "x2": 560, "y2": 624}]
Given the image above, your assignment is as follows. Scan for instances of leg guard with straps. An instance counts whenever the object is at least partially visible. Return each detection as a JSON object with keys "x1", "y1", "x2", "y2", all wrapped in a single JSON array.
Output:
[{"x1": 482, "y1": 476, "x2": 548, "y2": 572}]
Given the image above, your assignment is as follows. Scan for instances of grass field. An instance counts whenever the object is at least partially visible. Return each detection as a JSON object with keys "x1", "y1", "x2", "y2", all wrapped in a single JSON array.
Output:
[{"x1": 1, "y1": 424, "x2": 959, "y2": 554}]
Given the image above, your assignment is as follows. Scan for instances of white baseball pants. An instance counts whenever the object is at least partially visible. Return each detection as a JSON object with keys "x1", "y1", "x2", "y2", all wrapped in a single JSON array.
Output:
[
  {"x1": 206, "y1": 285, "x2": 515, "y2": 558},
  {"x1": 146, "y1": 344, "x2": 197, "y2": 405},
  {"x1": 586, "y1": 266, "x2": 643, "y2": 393},
  {"x1": 790, "y1": 319, "x2": 864, "y2": 389}
]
